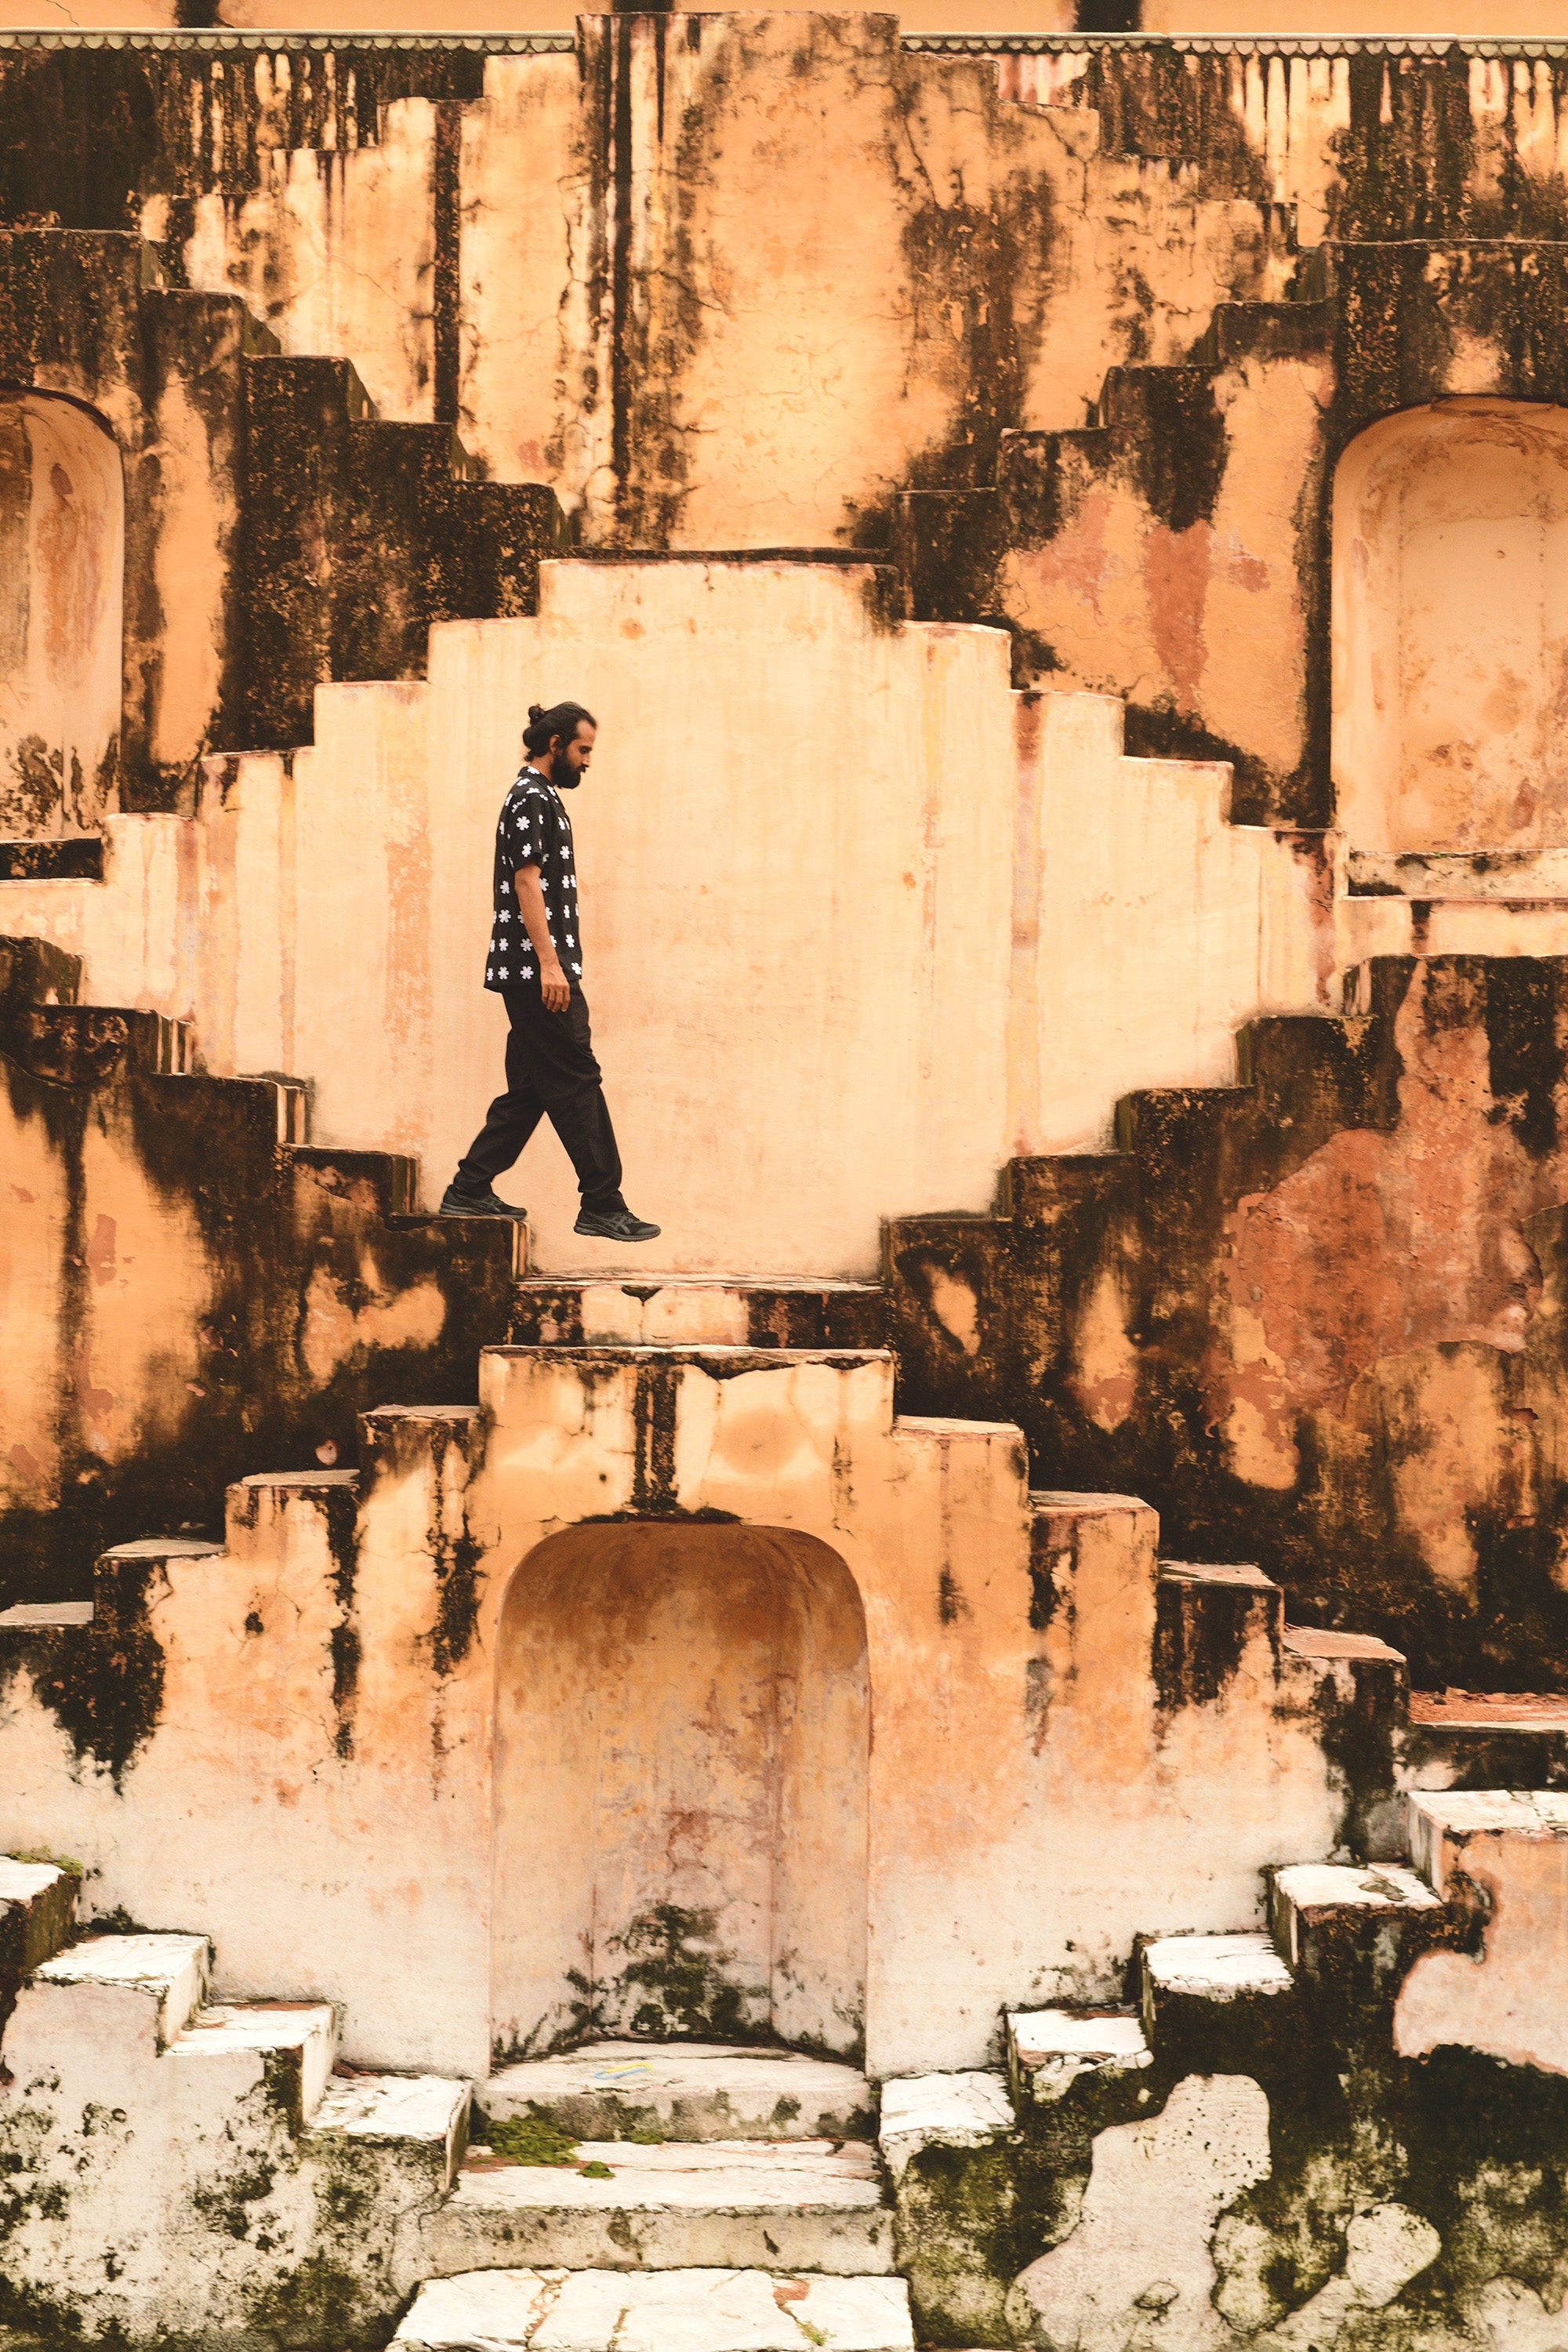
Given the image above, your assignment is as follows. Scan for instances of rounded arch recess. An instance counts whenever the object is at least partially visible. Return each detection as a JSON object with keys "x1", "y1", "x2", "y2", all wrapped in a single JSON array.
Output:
[
  {"x1": 1333, "y1": 397, "x2": 1568, "y2": 859},
  {"x1": 491, "y1": 1520, "x2": 870, "y2": 2066},
  {"x1": 0, "y1": 390, "x2": 123, "y2": 837}
]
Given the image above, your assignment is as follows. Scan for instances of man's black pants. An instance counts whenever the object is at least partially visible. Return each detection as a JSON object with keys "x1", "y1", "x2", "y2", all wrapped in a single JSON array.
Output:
[{"x1": 456, "y1": 985, "x2": 625, "y2": 1214}]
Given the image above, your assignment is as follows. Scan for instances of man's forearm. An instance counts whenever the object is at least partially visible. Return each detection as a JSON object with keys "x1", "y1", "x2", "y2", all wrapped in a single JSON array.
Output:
[{"x1": 516, "y1": 869, "x2": 563, "y2": 975}]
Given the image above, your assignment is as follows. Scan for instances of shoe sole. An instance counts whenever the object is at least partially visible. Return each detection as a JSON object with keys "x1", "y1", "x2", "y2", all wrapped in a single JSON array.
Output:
[
  {"x1": 441, "y1": 1203, "x2": 528, "y2": 1219},
  {"x1": 574, "y1": 1224, "x2": 661, "y2": 1240}
]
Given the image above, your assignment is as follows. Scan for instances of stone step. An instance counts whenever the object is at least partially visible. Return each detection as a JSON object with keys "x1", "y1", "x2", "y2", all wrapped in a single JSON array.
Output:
[
  {"x1": 1279, "y1": 1626, "x2": 1410, "y2": 1860},
  {"x1": 306, "y1": 2071, "x2": 472, "y2": 2193},
  {"x1": 481, "y1": 2044, "x2": 875, "y2": 2146},
  {"x1": 0, "y1": 1856, "x2": 81, "y2": 1981},
  {"x1": 1004, "y1": 2008, "x2": 1152, "y2": 2111},
  {"x1": 876, "y1": 2073, "x2": 1014, "y2": 2182},
  {"x1": 510, "y1": 1278, "x2": 885, "y2": 1351},
  {"x1": 29, "y1": 1932, "x2": 211, "y2": 2057},
  {"x1": 1398, "y1": 1790, "x2": 1568, "y2": 2076},
  {"x1": 393, "y1": 2267, "x2": 914, "y2": 2352},
  {"x1": 1140, "y1": 1931, "x2": 1294, "y2": 2047},
  {"x1": 1405, "y1": 1691, "x2": 1568, "y2": 1795},
  {"x1": 425, "y1": 2140, "x2": 891, "y2": 2277},
  {"x1": 1268, "y1": 1862, "x2": 1446, "y2": 1971},
  {"x1": 1154, "y1": 1563, "x2": 1282, "y2": 1708},
  {"x1": 167, "y1": 2000, "x2": 337, "y2": 2131}
]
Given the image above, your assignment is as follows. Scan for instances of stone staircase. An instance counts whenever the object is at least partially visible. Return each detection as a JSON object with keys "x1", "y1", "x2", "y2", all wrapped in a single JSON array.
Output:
[{"x1": 0, "y1": 933, "x2": 518, "y2": 1614}]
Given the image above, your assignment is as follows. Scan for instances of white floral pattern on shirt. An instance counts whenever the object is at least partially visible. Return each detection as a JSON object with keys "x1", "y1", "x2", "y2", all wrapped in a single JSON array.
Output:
[{"x1": 484, "y1": 766, "x2": 583, "y2": 992}]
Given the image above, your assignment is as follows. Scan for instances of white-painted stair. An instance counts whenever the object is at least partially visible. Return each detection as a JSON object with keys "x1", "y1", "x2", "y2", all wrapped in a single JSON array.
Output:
[
  {"x1": 394, "y1": 2267, "x2": 914, "y2": 2352},
  {"x1": 426, "y1": 2139, "x2": 891, "y2": 2275}
]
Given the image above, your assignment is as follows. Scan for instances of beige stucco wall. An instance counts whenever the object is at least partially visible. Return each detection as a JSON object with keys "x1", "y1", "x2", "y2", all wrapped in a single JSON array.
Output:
[
  {"x1": 2, "y1": 562, "x2": 1344, "y2": 1274},
  {"x1": 172, "y1": 100, "x2": 439, "y2": 426},
  {"x1": 199, "y1": 559, "x2": 1021, "y2": 1274},
  {"x1": 1014, "y1": 691, "x2": 1332, "y2": 1156}
]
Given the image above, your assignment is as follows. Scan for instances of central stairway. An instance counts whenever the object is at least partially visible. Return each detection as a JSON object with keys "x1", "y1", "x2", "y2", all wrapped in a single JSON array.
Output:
[{"x1": 399, "y1": 2042, "x2": 909, "y2": 2352}]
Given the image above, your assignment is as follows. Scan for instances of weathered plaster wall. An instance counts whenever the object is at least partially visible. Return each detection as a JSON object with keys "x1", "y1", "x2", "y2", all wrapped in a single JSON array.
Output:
[
  {"x1": 187, "y1": 560, "x2": 1020, "y2": 1275},
  {"x1": 892, "y1": 953, "x2": 1568, "y2": 1690},
  {"x1": 0, "y1": 1352, "x2": 1352, "y2": 2082},
  {"x1": 180, "y1": 99, "x2": 439, "y2": 424},
  {"x1": 10, "y1": 569, "x2": 1329, "y2": 1279}
]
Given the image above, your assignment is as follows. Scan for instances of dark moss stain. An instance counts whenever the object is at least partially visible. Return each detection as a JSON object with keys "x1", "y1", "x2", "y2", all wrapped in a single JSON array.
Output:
[
  {"x1": 26, "y1": 1556, "x2": 166, "y2": 1790},
  {"x1": 317, "y1": 1484, "x2": 361, "y2": 1762},
  {"x1": 424, "y1": 1418, "x2": 485, "y2": 1679},
  {"x1": 937, "y1": 1566, "x2": 971, "y2": 1625},
  {"x1": 1152, "y1": 1570, "x2": 1269, "y2": 1715},
  {"x1": 1483, "y1": 958, "x2": 1563, "y2": 1159},
  {"x1": 600, "y1": 1902, "x2": 768, "y2": 2044},
  {"x1": 630, "y1": 1361, "x2": 680, "y2": 1515}
]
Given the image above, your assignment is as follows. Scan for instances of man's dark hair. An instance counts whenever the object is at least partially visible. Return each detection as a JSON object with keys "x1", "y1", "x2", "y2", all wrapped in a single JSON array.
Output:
[{"x1": 524, "y1": 699, "x2": 596, "y2": 756}]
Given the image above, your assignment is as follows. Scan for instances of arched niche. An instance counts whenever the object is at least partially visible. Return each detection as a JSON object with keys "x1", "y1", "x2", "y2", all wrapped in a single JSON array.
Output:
[
  {"x1": 1332, "y1": 398, "x2": 1568, "y2": 858},
  {"x1": 0, "y1": 392, "x2": 124, "y2": 837},
  {"x1": 492, "y1": 1521, "x2": 869, "y2": 2063}
]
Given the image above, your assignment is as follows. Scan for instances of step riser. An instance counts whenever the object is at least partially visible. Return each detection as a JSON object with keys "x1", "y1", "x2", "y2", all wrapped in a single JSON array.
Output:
[
  {"x1": 482, "y1": 2046, "x2": 877, "y2": 2146},
  {"x1": 422, "y1": 2207, "x2": 895, "y2": 2277}
]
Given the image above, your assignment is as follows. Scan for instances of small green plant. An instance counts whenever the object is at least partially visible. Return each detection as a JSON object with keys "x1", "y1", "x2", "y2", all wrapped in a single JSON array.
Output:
[
  {"x1": 627, "y1": 2126, "x2": 664, "y2": 2145},
  {"x1": 578, "y1": 2159, "x2": 615, "y2": 2180},
  {"x1": 12, "y1": 1847, "x2": 84, "y2": 1876},
  {"x1": 488, "y1": 2111, "x2": 578, "y2": 2166}
]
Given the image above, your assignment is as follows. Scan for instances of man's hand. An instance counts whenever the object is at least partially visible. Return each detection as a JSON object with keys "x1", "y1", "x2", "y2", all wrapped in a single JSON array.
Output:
[{"x1": 516, "y1": 866, "x2": 570, "y2": 1013}]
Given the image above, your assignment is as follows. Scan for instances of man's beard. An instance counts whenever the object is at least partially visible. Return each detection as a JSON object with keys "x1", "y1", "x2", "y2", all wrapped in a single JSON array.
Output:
[{"x1": 555, "y1": 761, "x2": 582, "y2": 789}]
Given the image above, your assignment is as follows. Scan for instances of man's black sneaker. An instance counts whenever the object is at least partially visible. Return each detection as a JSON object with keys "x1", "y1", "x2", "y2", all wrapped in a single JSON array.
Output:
[
  {"x1": 574, "y1": 1205, "x2": 661, "y2": 1242},
  {"x1": 439, "y1": 1182, "x2": 526, "y2": 1219}
]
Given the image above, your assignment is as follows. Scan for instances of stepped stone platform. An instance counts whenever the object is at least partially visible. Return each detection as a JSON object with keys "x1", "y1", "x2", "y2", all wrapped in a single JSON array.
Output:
[
  {"x1": 394, "y1": 2267, "x2": 914, "y2": 2352},
  {"x1": 482, "y1": 2043, "x2": 876, "y2": 2145},
  {"x1": 428, "y1": 2140, "x2": 891, "y2": 2276}
]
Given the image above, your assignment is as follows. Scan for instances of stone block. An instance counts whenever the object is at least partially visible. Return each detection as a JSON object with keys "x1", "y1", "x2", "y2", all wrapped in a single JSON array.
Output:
[
  {"x1": 1396, "y1": 1791, "x2": 1568, "y2": 2074},
  {"x1": 1004, "y1": 2009, "x2": 1152, "y2": 2111}
]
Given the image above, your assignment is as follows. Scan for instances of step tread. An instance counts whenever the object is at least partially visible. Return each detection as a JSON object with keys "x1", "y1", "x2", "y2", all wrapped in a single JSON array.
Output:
[
  {"x1": 1143, "y1": 1931, "x2": 1294, "y2": 1999},
  {"x1": 487, "y1": 1345, "x2": 891, "y2": 1365},
  {"x1": 514, "y1": 1278, "x2": 883, "y2": 1296},
  {"x1": 1272, "y1": 1864, "x2": 1443, "y2": 1917},
  {"x1": 1007, "y1": 2007, "x2": 1152, "y2": 2069},
  {"x1": 485, "y1": 2043, "x2": 873, "y2": 2144},
  {"x1": 1410, "y1": 1691, "x2": 1568, "y2": 1729},
  {"x1": 1282, "y1": 1625, "x2": 1404, "y2": 1664},
  {"x1": 1410, "y1": 1789, "x2": 1568, "y2": 1836},
  {"x1": 456, "y1": 2140, "x2": 884, "y2": 2213},
  {"x1": 1160, "y1": 1561, "x2": 1275, "y2": 1588},
  {"x1": 393, "y1": 2267, "x2": 913, "y2": 2352},
  {"x1": 877, "y1": 2071, "x2": 1013, "y2": 2180},
  {"x1": 0, "y1": 1857, "x2": 71, "y2": 1904},
  {"x1": 310, "y1": 2071, "x2": 470, "y2": 2142},
  {"x1": 34, "y1": 1932, "x2": 208, "y2": 1989},
  {"x1": 169, "y1": 1999, "x2": 336, "y2": 2056}
]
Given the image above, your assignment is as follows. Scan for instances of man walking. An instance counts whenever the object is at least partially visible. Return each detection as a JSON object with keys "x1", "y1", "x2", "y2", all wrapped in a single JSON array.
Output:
[{"x1": 441, "y1": 699, "x2": 659, "y2": 1242}]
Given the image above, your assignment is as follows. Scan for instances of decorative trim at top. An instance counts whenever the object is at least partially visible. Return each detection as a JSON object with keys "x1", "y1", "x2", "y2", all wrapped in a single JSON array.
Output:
[
  {"x1": 0, "y1": 26, "x2": 574, "y2": 49},
  {"x1": 903, "y1": 29, "x2": 1568, "y2": 55},
  {"x1": 2, "y1": 24, "x2": 1567, "y2": 63}
]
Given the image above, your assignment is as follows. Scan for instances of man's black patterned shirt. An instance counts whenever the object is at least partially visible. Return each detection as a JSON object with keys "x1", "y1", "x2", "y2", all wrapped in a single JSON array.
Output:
[{"x1": 485, "y1": 765, "x2": 583, "y2": 993}]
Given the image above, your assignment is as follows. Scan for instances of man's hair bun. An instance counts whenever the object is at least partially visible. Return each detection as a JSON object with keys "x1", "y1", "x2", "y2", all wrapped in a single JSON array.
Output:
[{"x1": 523, "y1": 699, "x2": 597, "y2": 755}]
